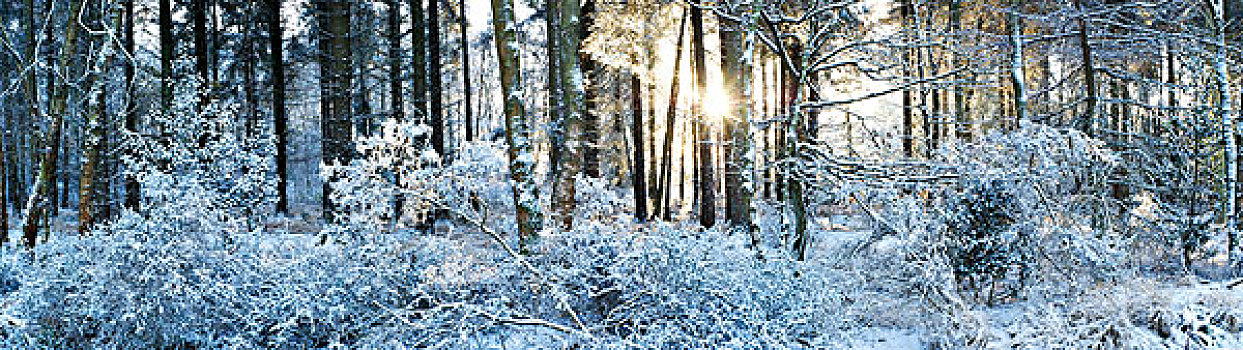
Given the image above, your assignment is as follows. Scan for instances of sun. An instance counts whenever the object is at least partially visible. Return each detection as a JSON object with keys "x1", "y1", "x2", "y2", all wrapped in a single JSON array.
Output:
[{"x1": 704, "y1": 85, "x2": 733, "y2": 120}]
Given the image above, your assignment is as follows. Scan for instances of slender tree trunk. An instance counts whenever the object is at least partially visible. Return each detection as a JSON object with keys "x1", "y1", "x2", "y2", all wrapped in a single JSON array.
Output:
[
  {"x1": 690, "y1": 2, "x2": 715, "y2": 228},
  {"x1": 631, "y1": 74, "x2": 647, "y2": 222},
  {"x1": 1212, "y1": 0, "x2": 1237, "y2": 267},
  {"x1": 491, "y1": 0, "x2": 543, "y2": 244},
  {"x1": 952, "y1": 0, "x2": 968, "y2": 141},
  {"x1": 124, "y1": 0, "x2": 140, "y2": 212},
  {"x1": 459, "y1": 0, "x2": 472, "y2": 142},
  {"x1": 546, "y1": 0, "x2": 563, "y2": 186},
  {"x1": 581, "y1": 0, "x2": 600, "y2": 178},
  {"x1": 12, "y1": 0, "x2": 39, "y2": 243},
  {"x1": 900, "y1": 0, "x2": 914, "y2": 158},
  {"x1": 23, "y1": 0, "x2": 86, "y2": 248},
  {"x1": 194, "y1": 0, "x2": 209, "y2": 90},
  {"x1": 555, "y1": 0, "x2": 587, "y2": 229},
  {"x1": 403, "y1": 0, "x2": 428, "y2": 224},
  {"x1": 428, "y1": 0, "x2": 446, "y2": 157},
  {"x1": 659, "y1": 11, "x2": 688, "y2": 220},
  {"x1": 271, "y1": 0, "x2": 289, "y2": 214},
  {"x1": 1010, "y1": 1, "x2": 1026, "y2": 124},
  {"x1": 1075, "y1": 0, "x2": 1096, "y2": 135},
  {"x1": 720, "y1": 20, "x2": 743, "y2": 228},
  {"x1": 80, "y1": 3, "x2": 123, "y2": 235},
  {"x1": 411, "y1": 0, "x2": 428, "y2": 119},
  {"x1": 160, "y1": 0, "x2": 174, "y2": 110},
  {"x1": 319, "y1": 0, "x2": 354, "y2": 223}
]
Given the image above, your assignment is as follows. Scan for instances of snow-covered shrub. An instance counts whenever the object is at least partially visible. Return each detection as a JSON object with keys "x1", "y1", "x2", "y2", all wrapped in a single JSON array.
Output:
[
  {"x1": 323, "y1": 119, "x2": 519, "y2": 235},
  {"x1": 946, "y1": 178, "x2": 1033, "y2": 300},
  {"x1": 937, "y1": 124, "x2": 1127, "y2": 296},
  {"x1": 998, "y1": 278, "x2": 1243, "y2": 349},
  {"x1": 118, "y1": 75, "x2": 275, "y2": 232}
]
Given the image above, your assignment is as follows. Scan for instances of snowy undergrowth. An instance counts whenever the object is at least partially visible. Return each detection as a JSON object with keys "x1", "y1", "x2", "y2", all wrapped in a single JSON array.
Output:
[{"x1": 2, "y1": 121, "x2": 1238, "y2": 348}]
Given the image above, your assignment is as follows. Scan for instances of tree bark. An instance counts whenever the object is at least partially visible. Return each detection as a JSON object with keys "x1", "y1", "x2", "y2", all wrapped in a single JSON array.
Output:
[
  {"x1": 318, "y1": 0, "x2": 354, "y2": 223},
  {"x1": 124, "y1": 0, "x2": 140, "y2": 211},
  {"x1": 460, "y1": 0, "x2": 473, "y2": 142},
  {"x1": 1075, "y1": 0, "x2": 1095, "y2": 135},
  {"x1": 160, "y1": 0, "x2": 173, "y2": 110},
  {"x1": 429, "y1": 0, "x2": 446, "y2": 157},
  {"x1": 900, "y1": 0, "x2": 913, "y2": 158},
  {"x1": 79, "y1": 2, "x2": 123, "y2": 235},
  {"x1": 546, "y1": 0, "x2": 564, "y2": 200},
  {"x1": 690, "y1": 2, "x2": 715, "y2": 228},
  {"x1": 194, "y1": 0, "x2": 209, "y2": 88},
  {"x1": 271, "y1": 0, "x2": 289, "y2": 214},
  {"x1": 555, "y1": 0, "x2": 587, "y2": 229},
  {"x1": 581, "y1": 0, "x2": 600, "y2": 178},
  {"x1": 1010, "y1": 1, "x2": 1027, "y2": 124},
  {"x1": 631, "y1": 74, "x2": 647, "y2": 222},
  {"x1": 491, "y1": 0, "x2": 544, "y2": 244},
  {"x1": 658, "y1": 11, "x2": 688, "y2": 220},
  {"x1": 23, "y1": 0, "x2": 85, "y2": 248}
]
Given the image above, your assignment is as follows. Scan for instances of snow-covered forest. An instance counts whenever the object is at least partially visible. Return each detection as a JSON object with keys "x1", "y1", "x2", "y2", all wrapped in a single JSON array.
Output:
[{"x1": 0, "y1": 0, "x2": 1241, "y2": 348}]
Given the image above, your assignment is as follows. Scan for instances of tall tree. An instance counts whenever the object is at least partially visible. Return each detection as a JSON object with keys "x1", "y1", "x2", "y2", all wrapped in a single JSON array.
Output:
[
  {"x1": 159, "y1": 0, "x2": 173, "y2": 109},
  {"x1": 1009, "y1": 0, "x2": 1027, "y2": 124},
  {"x1": 555, "y1": 0, "x2": 587, "y2": 228},
  {"x1": 459, "y1": 0, "x2": 472, "y2": 142},
  {"x1": 1210, "y1": 0, "x2": 1237, "y2": 266},
  {"x1": 491, "y1": 0, "x2": 543, "y2": 243},
  {"x1": 546, "y1": 0, "x2": 564, "y2": 204},
  {"x1": 1074, "y1": 0, "x2": 1096, "y2": 135},
  {"x1": 899, "y1": 0, "x2": 914, "y2": 158},
  {"x1": 580, "y1": 0, "x2": 600, "y2": 178},
  {"x1": 721, "y1": 10, "x2": 753, "y2": 232},
  {"x1": 658, "y1": 10, "x2": 688, "y2": 220},
  {"x1": 411, "y1": 0, "x2": 428, "y2": 128},
  {"x1": 631, "y1": 74, "x2": 647, "y2": 222},
  {"x1": 428, "y1": 0, "x2": 446, "y2": 157},
  {"x1": 80, "y1": 0, "x2": 123, "y2": 235},
  {"x1": 123, "y1": 0, "x2": 140, "y2": 211},
  {"x1": 318, "y1": 0, "x2": 354, "y2": 223},
  {"x1": 194, "y1": 0, "x2": 209, "y2": 86},
  {"x1": 271, "y1": 0, "x2": 289, "y2": 214},
  {"x1": 690, "y1": 1, "x2": 715, "y2": 228},
  {"x1": 23, "y1": 0, "x2": 86, "y2": 248}
]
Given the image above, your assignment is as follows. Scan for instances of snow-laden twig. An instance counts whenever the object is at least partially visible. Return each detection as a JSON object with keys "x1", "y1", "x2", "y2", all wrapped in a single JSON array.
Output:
[{"x1": 443, "y1": 206, "x2": 597, "y2": 340}]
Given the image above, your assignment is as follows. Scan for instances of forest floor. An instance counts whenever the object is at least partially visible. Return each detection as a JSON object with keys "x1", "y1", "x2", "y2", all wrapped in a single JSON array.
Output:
[{"x1": 3, "y1": 203, "x2": 1242, "y2": 348}]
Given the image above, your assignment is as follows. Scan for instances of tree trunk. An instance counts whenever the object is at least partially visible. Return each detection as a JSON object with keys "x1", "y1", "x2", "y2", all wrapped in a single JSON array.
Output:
[
  {"x1": 23, "y1": 0, "x2": 86, "y2": 248},
  {"x1": 900, "y1": 0, "x2": 913, "y2": 158},
  {"x1": 124, "y1": 0, "x2": 140, "y2": 212},
  {"x1": 491, "y1": 0, "x2": 544, "y2": 244},
  {"x1": 555, "y1": 0, "x2": 586, "y2": 229},
  {"x1": 271, "y1": 0, "x2": 289, "y2": 214},
  {"x1": 318, "y1": 0, "x2": 354, "y2": 223},
  {"x1": 658, "y1": 11, "x2": 688, "y2": 220},
  {"x1": 194, "y1": 0, "x2": 209, "y2": 91},
  {"x1": 79, "y1": 3, "x2": 123, "y2": 235},
  {"x1": 428, "y1": 0, "x2": 446, "y2": 158},
  {"x1": 952, "y1": 0, "x2": 968, "y2": 141},
  {"x1": 690, "y1": 2, "x2": 715, "y2": 228},
  {"x1": 631, "y1": 74, "x2": 647, "y2": 222},
  {"x1": 1010, "y1": 1, "x2": 1027, "y2": 124},
  {"x1": 1075, "y1": 0, "x2": 1095, "y2": 135},
  {"x1": 411, "y1": 0, "x2": 428, "y2": 119},
  {"x1": 459, "y1": 0, "x2": 472, "y2": 142},
  {"x1": 722, "y1": 16, "x2": 754, "y2": 233},
  {"x1": 160, "y1": 0, "x2": 174, "y2": 110},
  {"x1": 581, "y1": 0, "x2": 600, "y2": 178},
  {"x1": 1211, "y1": 0, "x2": 1237, "y2": 267}
]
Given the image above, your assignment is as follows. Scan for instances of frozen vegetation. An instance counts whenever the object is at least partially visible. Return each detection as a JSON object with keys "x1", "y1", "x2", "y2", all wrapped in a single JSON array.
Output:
[{"x1": 0, "y1": 0, "x2": 1240, "y2": 348}]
